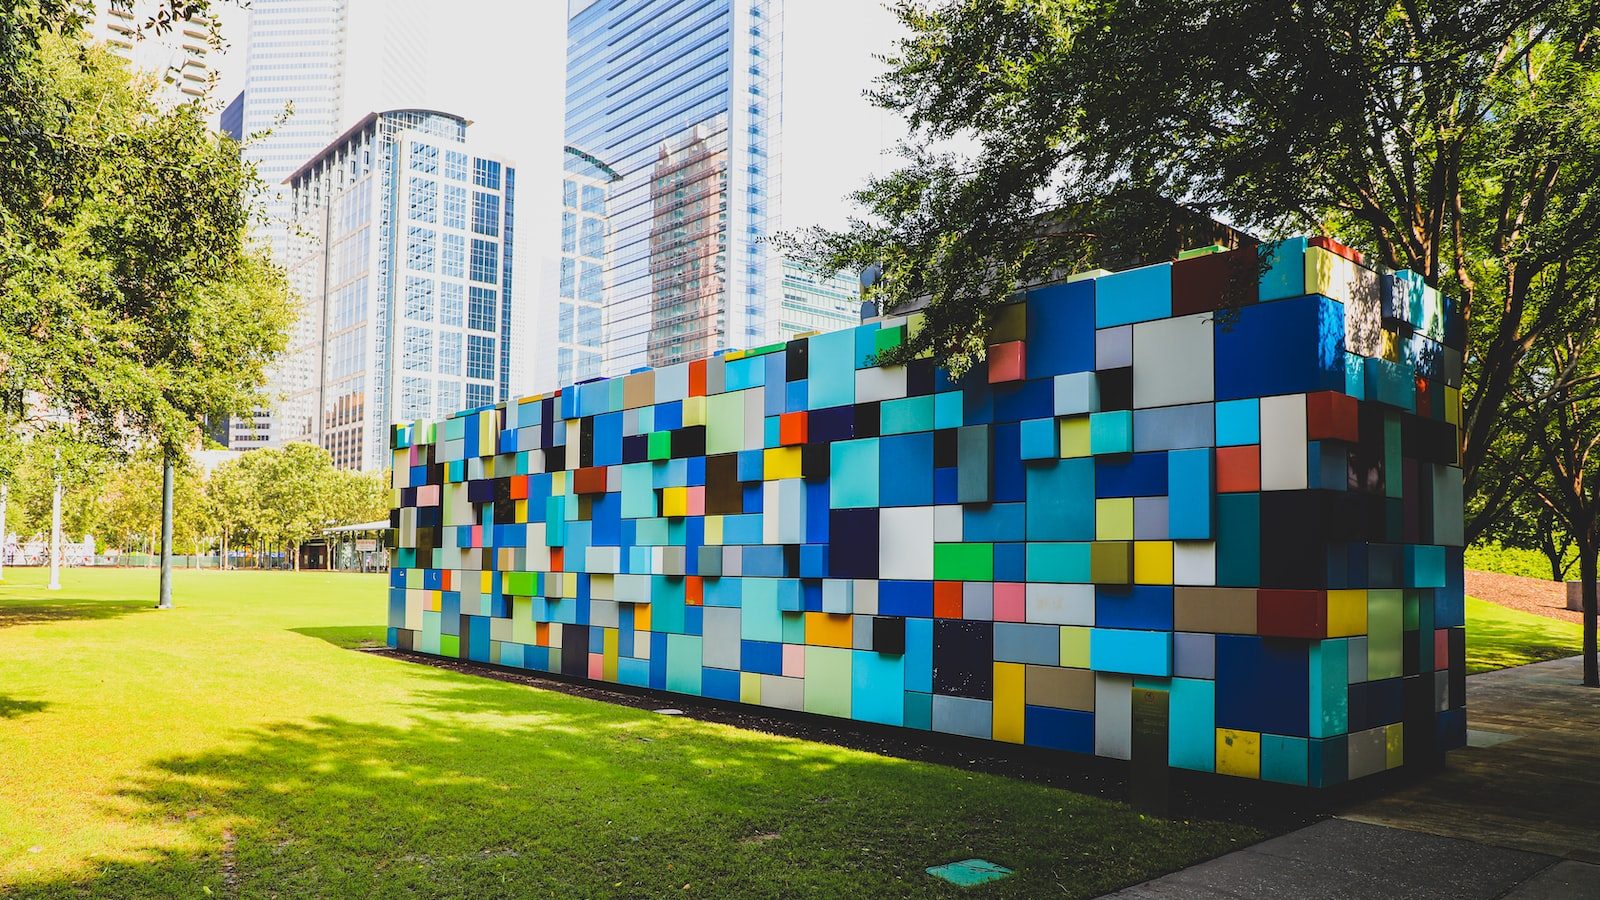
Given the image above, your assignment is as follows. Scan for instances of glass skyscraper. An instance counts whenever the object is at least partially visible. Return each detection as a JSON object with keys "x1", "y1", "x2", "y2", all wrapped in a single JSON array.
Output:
[
  {"x1": 284, "y1": 110, "x2": 516, "y2": 471},
  {"x1": 564, "y1": 0, "x2": 783, "y2": 375},
  {"x1": 777, "y1": 259, "x2": 862, "y2": 339},
  {"x1": 558, "y1": 146, "x2": 619, "y2": 386}
]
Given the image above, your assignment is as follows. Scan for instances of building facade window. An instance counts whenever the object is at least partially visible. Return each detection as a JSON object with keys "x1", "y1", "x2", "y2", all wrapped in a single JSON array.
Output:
[
  {"x1": 466, "y1": 334, "x2": 495, "y2": 380},
  {"x1": 468, "y1": 286, "x2": 496, "y2": 333},
  {"x1": 473, "y1": 158, "x2": 501, "y2": 190},
  {"x1": 469, "y1": 239, "x2": 499, "y2": 284},
  {"x1": 404, "y1": 276, "x2": 434, "y2": 321},
  {"x1": 441, "y1": 232, "x2": 464, "y2": 278},
  {"x1": 402, "y1": 325, "x2": 432, "y2": 371},
  {"x1": 408, "y1": 177, "x2": 437, "y2": 223},
  {"x1": 444, "y1": 150, "x2": 468, "y2": 182},
  {"x1": 471, "y1": 191, "x2": 501, "y2": 236},
  {"x1": 443, "y1": 185, "x2": 467, "y2": 230},
  {"x1": 406, "y1": 226, "x2": 435, "y2": 272},
  {"x1": 439, "y1": 281, "x2": 464, "y2": 327},
  {"x1": 410, "y1": 143, "x2": 438, "y2": 173}
]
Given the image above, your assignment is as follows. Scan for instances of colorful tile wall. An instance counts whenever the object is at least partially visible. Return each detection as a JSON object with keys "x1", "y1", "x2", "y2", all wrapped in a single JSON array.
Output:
[{"x1": 387, "y1": 236, "x2": 1468, "y2": 787}]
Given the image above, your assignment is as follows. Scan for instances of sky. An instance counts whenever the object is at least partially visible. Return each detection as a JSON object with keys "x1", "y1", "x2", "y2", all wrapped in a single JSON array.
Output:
[{"x1": 203, "y1": 0, "x2": 916, "y2": 235}]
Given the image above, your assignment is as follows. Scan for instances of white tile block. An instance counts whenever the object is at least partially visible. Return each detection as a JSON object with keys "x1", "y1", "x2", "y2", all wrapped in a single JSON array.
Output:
[
  {"x1": 1026, "y1": 582, "x2": 1095, "y2": 625},
  {"x1": 1259, "y1": 393, "x2": 1309, "y2": 490},
  {"x1": 856, "y1": 365, "x2": 908, "y2": 404},
  {"x1": 1132, "y1": 312, "x2": 1214, "y2": 408},
  {"x1": 1173, "y1": 541, "x2": 1216, "y2": 586},
  {"x1": 934, "y1": 505, "x2": 963, "y2": 542},
  {"x1": 1094, "y1": 673, "x2": 1133, "y2": 760},
  {"x1": 879, "y1": 506, "x2": 935, "y2": 580}
]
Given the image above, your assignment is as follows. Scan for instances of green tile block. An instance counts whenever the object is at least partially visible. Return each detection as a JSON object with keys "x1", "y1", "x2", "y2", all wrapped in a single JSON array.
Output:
[
  {"x1": 440, "y1": 634, "x2": 461, "y2": 659},
  {"x1": 1089, "y1": 410, "x2": 1134, "y2": 455},
  {"x1": 1367, "y1": 589, "x2": 1404, "y2": 680},
  {"x1": 934, "y1": 543, "x2": 994, "y2": 581},
  {"x1": 503, "y1": 572, "x2": 536, "y2": 596},
  {"x1": 781, "y1": 611, "x2": 807, "y2": 644},
  {"x1": 648, "y1": 430, "x2": 672, "y2": 460},
  {"x1": 803, "y1": 646, "x2": 852, "y2": 718},
  {"x1": 874, "y1": 324, "x2": 906, "y2": 355}
]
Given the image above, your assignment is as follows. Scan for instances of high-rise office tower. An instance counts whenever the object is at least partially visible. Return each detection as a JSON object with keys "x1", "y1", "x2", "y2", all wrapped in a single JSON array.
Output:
[
  {"x1": 777, "y1": 260, "x2": 862, "y2": 339},
  {"x1": 284, "y1": 110, "x2": 516, "y2": 472},
  {"x1": 86, "y1": 2, "x2": 214, "y2": 101},
  {"x1": 564, "y1": 0, "x2": 783, "y2": 376},
  {"x1": 232, "y1": 0, "x2": 438, "y2": 450}
]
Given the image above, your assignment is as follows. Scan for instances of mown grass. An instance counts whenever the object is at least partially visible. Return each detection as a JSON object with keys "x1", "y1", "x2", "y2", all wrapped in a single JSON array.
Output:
[
  {"x1": 0, "y1": 567, "x2": 1260, "y2": 898},
  {"x1": 1464, "y1": 594, "x2": 1584, "y2": 675}
]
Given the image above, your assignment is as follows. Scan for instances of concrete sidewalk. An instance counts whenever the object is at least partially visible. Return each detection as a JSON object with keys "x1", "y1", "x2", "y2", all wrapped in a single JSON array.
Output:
[{"x1": 1104, "y1": 656, "x2": 1600, "y2": 899}]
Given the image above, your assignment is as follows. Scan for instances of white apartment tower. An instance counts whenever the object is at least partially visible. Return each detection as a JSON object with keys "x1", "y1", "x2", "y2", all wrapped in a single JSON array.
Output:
[{"x1": 87, "y1": 2, "x2": 213, "y2": 101}]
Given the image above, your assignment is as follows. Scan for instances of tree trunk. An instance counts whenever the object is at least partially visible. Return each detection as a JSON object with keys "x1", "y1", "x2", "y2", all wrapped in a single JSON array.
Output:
[
  {"x1": 1582, "y1": 536, "x2": 1598, "y2": 688},
  {"x1": 47, "y1": 458, "x2": 61, "y2": 591},
  {"x1": 157, "y1": 452, "x2": 174, "y2": 609},
  {"x1": 292, "y1": 543, "x2": 299, "y2": 571}
]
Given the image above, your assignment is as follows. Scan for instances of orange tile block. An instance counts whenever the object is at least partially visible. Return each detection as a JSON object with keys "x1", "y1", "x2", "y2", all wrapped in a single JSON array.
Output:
[
  {"x1": 934, "y1": 581, "x2": 964, "y2": 619},
  {"x1": 1216, "y1": 445, "x2": 1261, "y2": 493},
  {"x1": 779, "y1": 411, "x2": 809, "y2": 446},
  {"x1": 804, "y1": 612, "x2": 854, "y2": 648},
  {"x1": 686, "y1": 575, "x2": 704, "y2": 606},
  {"x1": 988, "y1": 340, "x2": 1026, "y2": 383}
]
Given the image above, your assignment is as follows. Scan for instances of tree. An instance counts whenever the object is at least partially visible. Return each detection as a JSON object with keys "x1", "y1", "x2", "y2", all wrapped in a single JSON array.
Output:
[
  {"x1": 247, "y1": 444, "x2": 341, "y2": 571},
  {"x1": 782, "y1": 0, "x2": 1600, "y2": 542},
  {"x1": 99, "y1": 451, "x2": 208, "y2": 557}
]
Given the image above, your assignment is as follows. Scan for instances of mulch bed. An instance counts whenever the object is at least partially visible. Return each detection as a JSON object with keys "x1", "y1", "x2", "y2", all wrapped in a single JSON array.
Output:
[{"x1": 1466, "y1": 569, "x2": 1583, "y2": 624}]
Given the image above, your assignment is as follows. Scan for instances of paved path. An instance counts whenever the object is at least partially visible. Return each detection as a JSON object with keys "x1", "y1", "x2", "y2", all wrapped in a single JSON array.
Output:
[{"x1": 1104, "y1": 656, "x2": 1600, "y2": 899}]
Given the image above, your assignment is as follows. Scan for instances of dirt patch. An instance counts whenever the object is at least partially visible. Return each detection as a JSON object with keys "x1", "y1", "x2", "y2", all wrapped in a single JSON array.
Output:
[{"x1": 1466, "y1": 569, "x2": 1582, "y2": 624}]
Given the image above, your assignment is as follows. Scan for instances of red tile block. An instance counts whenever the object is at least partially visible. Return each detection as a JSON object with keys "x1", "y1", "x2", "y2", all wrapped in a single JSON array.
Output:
[
  {"x1": 988, "y1": 341, "x2": 1026, "y2": 383},
  {"x1": 686, "y1": 575, "x2": 704, "y2": 606},
  {"x1": 574, "y1": 466, "x2": 609, "y2": 495},
  {"x1": 509, "y1": 475, "x2": 530, "y2": 500},
  {"x1": 779, "y1": 411, "x2": 809, "y2": 446},
  {"x1": 1216, "y1": 445, "x2": 1261, "y2": 492},
  {"x1": 1434, "y1": 628, "x2": 1450, "y2": 670},
  {"x1": 934, "y1": 581, "x2": 964, "y2": 619},
  {"x1": 1306, "y1": 391, "x2": 1359, "y2": 442},
  {"x1": 689, "y1": 359, "x2": 708, "y2": 397},
  {"x1": 1172, "y1": 246, "x2": 1260, "y2": 316},
  {"x1": 550, "y1": 547, "x2": 564, "y2": 572},
  {"x1": 1257, "y1": 589, "x2": 1327, "y2": 639},
  {"x1": 1310, "y1": 235, "x2": 1364, "y2": 265}
]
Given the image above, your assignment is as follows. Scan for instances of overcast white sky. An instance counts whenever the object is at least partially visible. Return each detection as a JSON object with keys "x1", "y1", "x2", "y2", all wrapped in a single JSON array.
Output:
[{"x1": 205, "y1": 0, "x2": 915, "y2": 234}]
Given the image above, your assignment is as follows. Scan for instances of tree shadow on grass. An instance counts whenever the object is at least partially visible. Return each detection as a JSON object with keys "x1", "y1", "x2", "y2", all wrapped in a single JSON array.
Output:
[
  {"x1": 0, "y1": 694, "x2": 49, "y2": 719},
  {"x1": 4, "y1": 674, "x2": 1257, "y2": 899},
  {"x1": 0, "y1": 596, "x2": 151, "y2": 629},
  {"x1": 288, "y1": 626, "x2": 388, "y2": 650}
]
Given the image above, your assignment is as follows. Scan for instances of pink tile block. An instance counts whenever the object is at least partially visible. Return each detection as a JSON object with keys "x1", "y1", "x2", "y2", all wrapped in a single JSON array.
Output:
[
  {"x1": 994, "y1": 582, "x2": 1027, "y2": 622},
  {"x1": 588, "y1": 653, "x2": 605, "y2": 680},
  {"x1": 687, "y1": 485, "x2": 706, "y2": 516},
  {"x1": 783, "y1": 642, "x2": 805, "y2": 677},
  {"x1": 416, "y1": 483, "x2": 441, "y2": 507},
  {"x1": 988, "y1": 341, "x2": 1026, "y2": 383},
  {"x1": 470, "y1": 525, "x2": 483, "y2": 548}
]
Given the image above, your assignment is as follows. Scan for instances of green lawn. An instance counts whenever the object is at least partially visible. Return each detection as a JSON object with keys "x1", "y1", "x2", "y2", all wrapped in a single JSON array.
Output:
[
  {"x1": 0, "y1": 568, "x2": 1258, "y2": 898},
  {"x1": 1464, "y1": 595, "x2": 1584, "y2": 675}
]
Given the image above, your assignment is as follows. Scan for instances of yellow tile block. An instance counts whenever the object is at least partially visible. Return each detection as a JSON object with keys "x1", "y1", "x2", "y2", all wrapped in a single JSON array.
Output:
[
  {"x1": 662, "y1": 486, "x2": 689, "y2": 517},
  {"x1": 511, "y1": 597, "x2": 536, "y2": 645},
  {"x1": 515, "y1": 499, "x2": 528, "y2": 522},
  {"x1": 704, "y1": 515, "x2": 724, "y2": 545},
  {"x1": 603, "y1": 628, "x2": 619, "y2": 681},
  {"x1": 1327, "y1": 589, "x2": 1368, "y2": 637},
  {"x1": 1060, "y1": 626, "x2": 1091, "y2": 668},
  {"x1": 682, "y1": 396, "x2": 706, "y2": 427},
  {"x1": 480, "y1": 570, "x2": 493, "y2": 594},
  {"x1": 1444, "y1": 386, "x2": 1460, "y2": 425},
  {"x1": 550, "y1": 470, "x2": 567, "y2": 494},
  {"x1": 635, "y1": 604, "x2": 651, "y2": 631},
  {"x1": 740, "y1": 672, "x2": 762, "y2": 704},
  {"x1": 988, "y1": 301, "x2": 1027, "y2": 343},
  {"x1": 993, "y1": 662, "x2": 1026, "y2": 744},
  {"x1": 764, "y1": 446, "x2": 803, "y2": 480},
  {"x1": 428, "y1": 590, "x2": 442, "y2": 613},
  {"x1": 1133, "y1": 541, "x2": 1174, "y2": 584},
  {"x1": 1096, "y1": 498, "x2": 1134, "y2": 541},
  {"x1": 548, "y1": 622, "x2": 563, "y2": 649},
  {"x1": 1380, "y1": 328, "x2": 1402, "y2": 362},
  {"x1": 1216, "y1": 728, "x2": 1261, "y2": 778},
  {"x1": 1385, "y1": 722, "x2": 1405, "y2": 769},
  {"x1": 562, "y1": 572, "x2": 578, "y2": 598},
  {"x1": 1060, "y1": 416, "x2": 1091, "y2": 458}
]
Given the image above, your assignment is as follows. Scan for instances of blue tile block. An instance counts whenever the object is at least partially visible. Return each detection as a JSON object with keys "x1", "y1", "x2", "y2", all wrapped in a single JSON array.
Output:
[
  {"x1": 1025, "y1": 457, "x2": 1096, "y2": 540},
  {"x1": 1095, "y1": 585, "x2": 1174, "y2": 630},
  {"x1": 905, "y1": 618, "x2": 934, "y2": 693},
  {"x1": 1095, "y1": 262, "x2": 1172, "y2": 328},
  {"x1": 1215, "y1": 294, "x2": 1346, "y2": 401},
  {"x1": 800, "y1": 544, "x2": 830, "y2": 578},
  {"x1": 1025, "y1": 280, "x2": 1096, "y2": 376},
  {"x1": 992, "y1": 378, "x2": 1055, "y2": 423},
  {"x1": 1215, "y1": 634, "x2": 1310, "y2": 737},
  {"x1": 1089, "y1": 628, "x2": 1172, "y2": 676},
  {"x1": 1215, "y1": 399, "x2": 1259, "y2": 445},
  {"x1": 1096, "y1": 452, "x2": 1168, "y2": 498},
  {"x1": 1167, "y1": 448, "x2": 1213, "y2": 539},
  {"x1": 934, "y1": 468, "x2": 959, "y2": 504},
  {"x1": 1019, "y1": 417, "x2": 1059, "y2": 460},
  {"x1": 1133, "y1": 404, "x2": 1214, "y2": 452},
  {"x1": 741, "y1": 640, "x2": 783, "y2": 675},
  {"x1": 963, "y1": 503, "x2": 1028, "y2": 543},
  {"x1": 880, "y1": 580, "x2": 934, "y2": 618},
  {"x1": 1258, "y1": 237, "x2": 1309, "y2": 302},
  {"x1": 879, "y1": 432, "x2": 935, "y2": 507},
  {"x1": 1023, "y1": 706, "x2": 1094, "y2": 753},
  {"x1": 852, "y1": 649, "x2": 905, "y2": 725},
  {"x1": 993, "y1": 423, "x2": 1027, "y2": 502},
  {"x1": 1169, "y1": 678, "x2": 1216, "y2": 771},
  {"x1": 993, "y1": 543, "x2": 1026, "y2": 581}
]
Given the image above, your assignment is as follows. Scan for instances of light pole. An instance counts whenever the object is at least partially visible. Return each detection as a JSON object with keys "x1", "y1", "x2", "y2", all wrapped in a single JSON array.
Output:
[{"x1": 157, "y1": 453, "x2": 173, "y2": 609}]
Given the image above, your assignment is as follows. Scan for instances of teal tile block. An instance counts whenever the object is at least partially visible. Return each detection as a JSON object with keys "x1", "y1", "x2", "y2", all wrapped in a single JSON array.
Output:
[
  {"x1": 830, "y1": 438, "x2": 880, "y2": 508},
  {"x1": 1344, "y1": 352, "x2": 1366, "y2": 399},
  {"x1": 905, "y1": 617, "x2": 933, "y2": 693},
  {"x1": 934, "y1": 391, "x2": 964, "y2": 429},
  {"x1": 1215, "y1": 493, "x2": 1260, "y2": 586},
  {"x1": 1366, "y1": 357, "x2": 1417, "y2": 412},
  {"x1": 764, "y1": 415, "x2": 782, "y2": 448},
  {"x1": 851, "y1": 650, "x2": 905, "y2": 726},
  {"x1": 1258, "y1": 237, "x2": 1309, "y2": 302},
  {"x1": 1167, "y1": 449, "x2": 1213, "y2": 539},
  {"x1": 618, "y1": 657, "x2": 650, "y2": 687},
  {"x1": 666, "y1": 634, "x2": 703, "y2": 694},
  {"x1": 781, "y1": 611, "x2": 807, "y2": 643},
  {"x1": 725, "y1": 355, "x2": 765, "y2": 391},
  {"x1": 1169, "y1": 677, "x2": 1215, "y2": 772},
  {"x1": 1215, "y1": 398, "x2": 1259, "y2": 446},
  {"x1": 853, "y1": 323, "x2": 882, "y2": 367},
  {"x1": 1309, "y1": 639, "x2": 1348, "y2": 738},
  {"x1": 1090, "y1": 628, "x2": 1172, "y2": 677},
  {"x1": 807, "y1": 328, "x2": 857, "y2": 409},
  {"x1": 1095, "y1": 262, "x2": 1172, "y2": 328},
  {"x1": 904, "y1": 691, "x2": 933, "y2": 730},
  {"x1": 957, "y1": 425, "x2": 993, "y2": 504},
  {"x1": 1406, "y1": 544, "x2": 1446, "y2": 588},
  {"x1": 620, "y1": 462, "x2": 656, "y2": 519},
  {"x1": 1261, "y1": 734, "x2": 1310, "y2": 786},
  {"x1": 1025, "y1": 458, "x2": 1096, "y2": 540},
  {"x1": 881, "y1": 395, "x2": 936, "y2": 434},
  {"x1": 1089, "y1": 410, "x2": 1134, "y2": 455},
  {"x1": 1026, "y1": 542, "x2": 1092, "y2": 582},
  {"x1": 1019, "y1": 417, "x2": 1059, "y2": 460}
]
